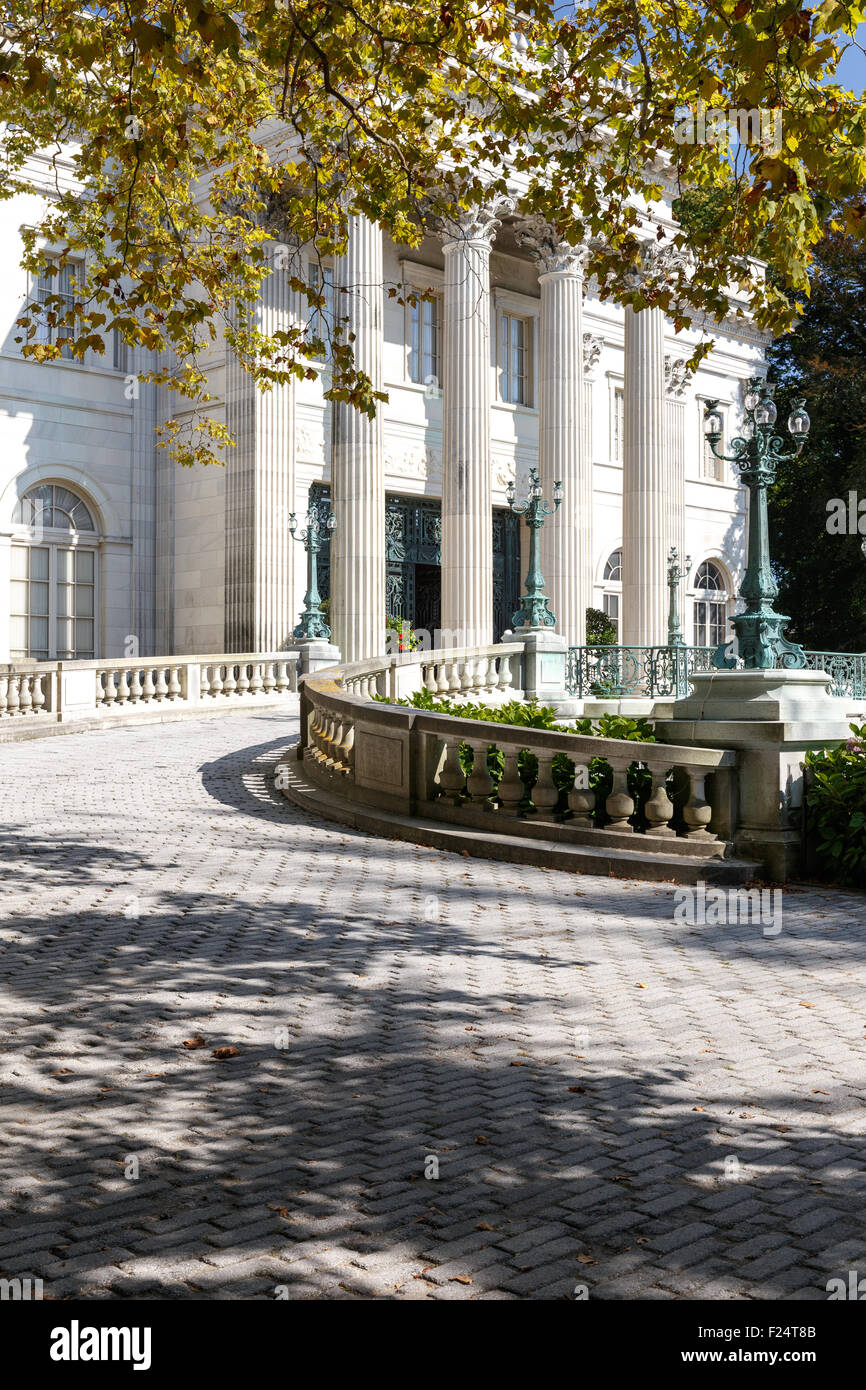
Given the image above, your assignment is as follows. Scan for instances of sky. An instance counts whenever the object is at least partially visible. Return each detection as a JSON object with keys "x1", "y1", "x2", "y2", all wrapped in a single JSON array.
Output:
[{"x1": 834, "y1": 23, "x2": 866, "y2": 91}]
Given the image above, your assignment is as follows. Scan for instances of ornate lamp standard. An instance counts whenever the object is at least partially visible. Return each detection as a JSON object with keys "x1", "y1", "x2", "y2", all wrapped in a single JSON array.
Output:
[
  {"x1": 666, "y1": 546, "x2": 691, "y2": 647},
  {"x1": 704, "y1": 377, "x2": 810, "y2": 669},
  {"x1": 506, "y1": 466, "x2": 563, "y2": 631},
  {"x1": 289, "y1": 502, "x2": 336, "y2": 641}
]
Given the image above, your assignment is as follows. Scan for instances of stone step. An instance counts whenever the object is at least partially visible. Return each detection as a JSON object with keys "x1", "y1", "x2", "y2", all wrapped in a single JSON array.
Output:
[{"x1": 278, "y1": 759, "x2": 761, "y2": 886}]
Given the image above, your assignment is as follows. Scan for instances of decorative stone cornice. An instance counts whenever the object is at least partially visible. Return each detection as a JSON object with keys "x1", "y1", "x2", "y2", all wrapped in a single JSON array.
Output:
[
  {"x1": 583, "y1": 332, "x2": 604, "y2": 376},
  {"x1": 516, "y1": 215, "x2": 589, "y2": 276},
  {"x1": 664, "y1": 355, "x2": 691, "y2": 398}
]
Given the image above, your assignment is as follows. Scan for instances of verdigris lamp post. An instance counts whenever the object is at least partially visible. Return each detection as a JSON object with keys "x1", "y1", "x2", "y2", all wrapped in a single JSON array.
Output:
[
  {"x1": 704, "y1": 377, "x2": 810, "y2": 669},
  {"x1": 289, "y1": 503, "x2": 336, "y2": 641},
  {"x1": 507, "y1": 466, "x2": 563, "y2": 631},
  {"x1": 666, "y1": 546, "x2": 691, "y2": 648}
]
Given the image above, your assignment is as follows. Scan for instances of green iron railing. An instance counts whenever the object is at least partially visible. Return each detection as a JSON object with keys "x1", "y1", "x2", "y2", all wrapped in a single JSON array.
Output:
[{"x1": 566, "y1": 645, "x2": 866, "y2": 700}]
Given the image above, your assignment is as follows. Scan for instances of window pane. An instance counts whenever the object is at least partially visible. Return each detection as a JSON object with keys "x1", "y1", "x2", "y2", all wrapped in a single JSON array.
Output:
[
  {"x1": 74, "y1": 585, "x2": 94, "y2": 617},
  {"x1": 10, "y1": 580, "x2": 28, "y2": 614},
  {"x1": 75, "y1": 550, "x2": 95, "y2": 583},
  {"x1": 30, "y1": 546, "x2": 49, "y2": 581},
  {"x1": 57, "y1": 584, "x2": 74, "y2": 617},
  {"x1": 56, "y1": 618, "x2": 74, "y2": 656},
  {"x1": 9, "y1": 616, "x2": 27, "y2": 652},
  {"x1": 56, "y1": 548, "x2": 73, "y2": 583},
  {"x1": 30, "y1": 616, "x2": 49, "y2": 651},
  {"x1": 75, "y1": 618, "x2": 94, "y2": 651},
  {"x1": 11, "y1": 547, "x2": 27, "y2": 579},
  {"x1": 30, "y1": 581, "x2": 49, "y2": 617}
]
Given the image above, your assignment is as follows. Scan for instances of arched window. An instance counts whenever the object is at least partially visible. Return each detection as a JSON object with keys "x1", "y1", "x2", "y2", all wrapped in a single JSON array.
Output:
[
  {"x1": 602, "y1": 548, "x2": 622, "y2": 637},
  {"x1": 692, "y1": 561, "x2": 729, "y2": 648},
  {"x1": 10, "y1": 484, "x2": 98, "y2": 661}
]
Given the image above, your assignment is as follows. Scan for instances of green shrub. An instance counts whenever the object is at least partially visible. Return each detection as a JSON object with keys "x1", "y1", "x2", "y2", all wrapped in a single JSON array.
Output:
[{"x1": 805, "y1": 724, "x2": 866, "y2": 886}]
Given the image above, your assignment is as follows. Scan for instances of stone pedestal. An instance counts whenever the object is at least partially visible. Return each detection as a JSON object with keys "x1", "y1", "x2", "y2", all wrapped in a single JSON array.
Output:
[
  {"x1": 519, "y1": 630, "x2": 580, "y2": 717},
  {"x1": 655, "y1": 669, "x2": 865, "y2": 881},
  {"x1": 296, "y1": 639, "x2": 341, "y2": 677}
]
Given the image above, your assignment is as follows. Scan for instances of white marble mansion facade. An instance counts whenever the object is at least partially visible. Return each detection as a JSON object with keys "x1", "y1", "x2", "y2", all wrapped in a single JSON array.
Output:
[{"x1": 0, "y1": 152, "x2": 765, "y2": 666}]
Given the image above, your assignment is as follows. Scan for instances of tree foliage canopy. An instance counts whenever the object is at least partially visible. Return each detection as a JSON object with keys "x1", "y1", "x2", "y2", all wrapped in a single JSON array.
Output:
[
  {"x1": 766, "y1": 221, "x2": 866, "y2": 651},
  {"x1": 2, "y1": 0, "x2": 866, "y2": 463}
]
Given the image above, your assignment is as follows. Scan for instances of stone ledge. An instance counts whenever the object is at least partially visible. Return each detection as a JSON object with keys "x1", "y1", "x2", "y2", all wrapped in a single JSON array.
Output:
[
  {"x1": 277, "y1": 759, "x2": 761, "y2": 886},
  {"x1": 0, "y1": 697, "x2": 298, "y2": 743}
]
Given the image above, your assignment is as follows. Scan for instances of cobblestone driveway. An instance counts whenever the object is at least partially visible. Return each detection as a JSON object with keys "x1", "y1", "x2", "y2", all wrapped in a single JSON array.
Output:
[{"x1": 1, "y1": 707, "x2": 865, "y2": 1300}]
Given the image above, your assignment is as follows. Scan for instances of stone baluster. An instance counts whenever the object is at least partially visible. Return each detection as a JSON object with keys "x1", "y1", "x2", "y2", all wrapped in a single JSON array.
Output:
[
  {"x1": 496, "y1": 748, "x2": 525, "y2": 816},
  {"x1": 167, "y1": 666, "x2": 182, "y2": 700},
  {"x1": 30, "y1": 675, "x2": 45, "y2": 716},
  {"x1": 683, "y1": 770, "x2": 714, "y2": 839},
  {"x1": 644, "y1": 765, "x2": 676, "y2": 836},
  {"x1": 154, "y1": 667, "x2": 169, "y2": 701},
  {"x1": 129, "y1": 667, "x2": 143, "y2": 702},
  {"x1": 0, "y1": 675, "x2": 7, "y2": 716},
  {"x1": 223, "y1": 665, "x2": 237, "y2": 697},
  {"x1": 532, "y1": 751, "x2": 560, "y2": 821},
  {"x1": 141, "y1": 668, "x2": 156, "y2": 703},
  {"x1": 466, "y1": 738, "x2": 495, "y2": 810},
  {"x1": 436, "y1": 738, "x2": 466, "y2": 805},
  {"x1": 200, "y1": 666, "x2": 211, "y2": 698},
  {"x1": 497, "y1": 654, "x2": 512, "y2": 696},
  {"x1": 117, "y1": 668, "x2": 131, "y2": 704},
  {"x1": 274, "y1": 661, "x2": 289, "y2": 694},
  {"x1": 604, "y1": 763, "x2": 635, "y2": 831},
  {"x1": 236, "y1": 664, "x2": 250, "y2": 696},
  {"x1": 18, "y1": 675, "x2": 32, "y2": 715},
  {"x1": 568, "y1": 766, "x2": 596, "y2": 828},
  {"x1": 7, "y1": 676, "x2": 21, "y2": 715},
  {"x1": 102, "y1": 672, "x2": 116, "y2": 708}
]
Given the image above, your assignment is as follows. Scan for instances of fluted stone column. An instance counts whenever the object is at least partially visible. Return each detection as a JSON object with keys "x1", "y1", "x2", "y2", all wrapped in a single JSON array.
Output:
[
  {"x1": 520, "y1": 219, "x2": 590, "y2": 645},
  {"x1": 225, "y1": 256, "x2": 298, "y2": 652},
  {"x1": 331, "y1": 214, "x2": 385, "y2": 662},
  {"x1": 664, "y1": 355, "x2": 689, "y2": 573},
  {"x1": 622, "y1": 296, "x2": 668, "y2": 647},
  {"x1": 440, "y1": 206, "x2": 504, "y2": 648}
]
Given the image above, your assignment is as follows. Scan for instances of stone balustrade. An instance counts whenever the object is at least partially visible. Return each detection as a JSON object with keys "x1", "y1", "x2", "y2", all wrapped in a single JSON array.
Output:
[
  {"x1": 335, "y1": 642, "x2": 525, "y2": 704},
  {"x1": 296, "y1": 643, "x2": 740, "y2": 868},
  {"x1": 0, "y1": 651, "x2": 299, "y2": 738}
]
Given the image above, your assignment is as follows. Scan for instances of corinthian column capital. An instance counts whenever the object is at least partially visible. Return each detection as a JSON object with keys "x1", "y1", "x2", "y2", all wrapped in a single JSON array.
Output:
[
  {"x1": 435, "y1": 196, "x2": 514, "y2": 249},
  {"x1": 517, "y1": 215, "x2": 589, "y2": 276}
]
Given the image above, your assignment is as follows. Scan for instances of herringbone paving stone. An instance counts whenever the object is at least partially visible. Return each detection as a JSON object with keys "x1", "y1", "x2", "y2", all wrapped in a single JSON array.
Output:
[{"x1": 1, "y1": 706, "x2": 865, "y2": 1299}]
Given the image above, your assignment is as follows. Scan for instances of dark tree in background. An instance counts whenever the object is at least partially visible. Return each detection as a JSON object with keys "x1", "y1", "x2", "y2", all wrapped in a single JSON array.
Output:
[{"x1": 766, "y1": 229, "x2": 866, "y2": 652}]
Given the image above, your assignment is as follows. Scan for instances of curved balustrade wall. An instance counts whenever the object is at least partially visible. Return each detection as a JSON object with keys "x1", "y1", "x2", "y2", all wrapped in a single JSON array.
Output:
[{"x1": 298, "y1": 642, "x2": 739, "y2": 860}]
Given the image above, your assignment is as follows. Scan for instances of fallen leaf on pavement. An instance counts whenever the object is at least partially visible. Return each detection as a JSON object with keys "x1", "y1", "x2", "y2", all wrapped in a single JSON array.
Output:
[
  {"x1": 183, "y1": 1036, "x2": 207, "y2": 1050},
  {"x1": 212, "y1": 1046, "x2": 239, "y2": 1060}
]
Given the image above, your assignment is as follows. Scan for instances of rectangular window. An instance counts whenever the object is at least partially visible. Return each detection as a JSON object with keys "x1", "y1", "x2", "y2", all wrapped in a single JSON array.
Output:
[
  {"x1": 612, "y1": 387, "x2": 624, "y2": 462},
  {"x1": 9, "y1": 545, "x2": 95, "y2": 660},
  {"x1": 409, "y1": 295, "x2": 441, "y2": 388},
  {"x1": 602, "y1": 592, "x2": 620, "y2": 638},
  {"x1": 694, "y1": 599, "x2": 727, "y2": 648},
  {"x1": 35, "y1": 260, "x2": 80, "y2": 361},
  {"x1": 701, "y1": 402, "x2": 726, "y2": 481},
  {"x1": 500, "y1": 312, "x2": 532, "y2": 406},
  {"x1": 113, "y1": 331, "x2": 128, "y2": 374},
  {"x1": 306, "y1": 262, "x2": 335, "y2": 360}
]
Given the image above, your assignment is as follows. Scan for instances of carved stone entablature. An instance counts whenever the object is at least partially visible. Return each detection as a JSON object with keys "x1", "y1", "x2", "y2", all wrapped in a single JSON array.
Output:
[
  {"x1": 296, "y1": 424, "x2": 326, "y2": 463},
  {"x1": 385, "y1": 444, "x2": 442, "y2": 481},
  {"x1": 664, "y1": 355, "x2": 691, "y2": 398},
  {"x1": 516, "y1": 215, "x2": 589, "y2": 276},
  {"x1": 493, "y1": 454, "x2": 530, "y2": 495},
  {"x1": 583, "y1": 332, "x2": 604, "y2": 376}
]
